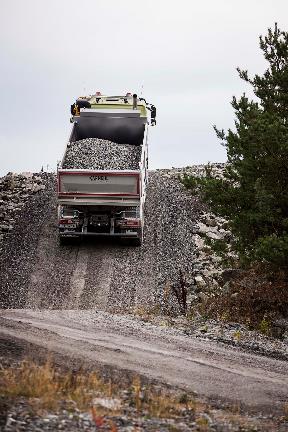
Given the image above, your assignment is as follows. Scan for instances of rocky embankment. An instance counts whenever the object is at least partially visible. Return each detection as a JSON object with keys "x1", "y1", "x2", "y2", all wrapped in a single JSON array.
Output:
[
  {"x1": 0, "y1": 165, "x2": 273, "y2": 312},
  {"x1": 0, "y1": 173, "x2": 47, "y2": 247},
  {"x1": 146, "y1": 163, "x2": 238, "y2": 313},
  {"x1": 0, "y1": 172, "x2": 56, "y2": 308}
]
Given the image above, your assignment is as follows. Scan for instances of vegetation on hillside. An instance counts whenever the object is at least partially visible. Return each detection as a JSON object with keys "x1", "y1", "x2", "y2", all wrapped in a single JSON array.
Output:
[{"x1": 183, "y1": 24, "x2": 288, "y2": 272}]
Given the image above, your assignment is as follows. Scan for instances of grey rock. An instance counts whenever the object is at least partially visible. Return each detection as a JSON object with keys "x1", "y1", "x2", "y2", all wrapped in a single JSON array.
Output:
[
  {"x1": 198, "y1": 292, "x2": 208, "y2": 302},
  {"x1": 0, "y1": 224, "x2": 12, "y2": 232},
  {"x1": 21, "y1": 172, "x2": 34, "y2": 178},
  {"x1": 222, "y1": 281, "x2": 231, "y2": 294},
  {"x1": 195, "y1": 275, "x2": 206, "y2": 288},
  {"x1": 205, "y1": 217, "x2": 217, "y2": 227},
  {"x1": 33, "y1": 184, "x2": 46, "y2": 192},
  {"x1": 206, "y1": 231, "x2": 223, "y2": 240}
]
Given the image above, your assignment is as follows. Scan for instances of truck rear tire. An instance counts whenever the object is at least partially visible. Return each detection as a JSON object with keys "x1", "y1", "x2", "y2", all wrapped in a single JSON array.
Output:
[{"x1": 120, "y1": 235, "x2": 142, "y2": 247}]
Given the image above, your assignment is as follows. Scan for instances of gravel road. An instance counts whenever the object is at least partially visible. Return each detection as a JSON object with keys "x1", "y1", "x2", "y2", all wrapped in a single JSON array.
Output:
[{"x1": 1, "y1": 309, "x2": 287, "y2": 413}]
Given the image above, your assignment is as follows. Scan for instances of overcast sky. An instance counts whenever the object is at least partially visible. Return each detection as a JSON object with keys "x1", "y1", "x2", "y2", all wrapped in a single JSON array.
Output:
[{"x1": 0, "y1": 0, "x2": 287, "y2": 175}]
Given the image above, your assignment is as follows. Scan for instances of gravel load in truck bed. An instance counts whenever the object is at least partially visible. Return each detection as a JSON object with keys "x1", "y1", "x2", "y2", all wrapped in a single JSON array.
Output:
[{"x1": 62, "y1": 138, "x2": 142, "y2": 170}]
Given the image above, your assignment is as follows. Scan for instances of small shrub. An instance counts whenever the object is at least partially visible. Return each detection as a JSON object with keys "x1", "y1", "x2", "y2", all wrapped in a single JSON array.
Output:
[
  {"x1": 171, "y1": 271, "x2": 188, "y2": 315},
  {"x1": 233, "y1": 330, "x2": 241, "y2": 342},
  {"x1": 258, "y1": 317, "x2": 271, "y2": 335},
  {"x1": 179, "y1": 173, "x2": 199, "y2": 193},
  {"x1": 178, "y1": 393, "x2": 189, "y2": 404},
  {"x1": 204, "y1": 265, "x2": 288, "y2": 328},
  {"x1": 196, "y1": 415, "x2": 210, "y2": 431}
]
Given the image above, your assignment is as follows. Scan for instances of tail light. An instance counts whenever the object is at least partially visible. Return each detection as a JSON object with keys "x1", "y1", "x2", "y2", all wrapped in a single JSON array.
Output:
[
  {"x1": 59, "y1": 218, "x2": 76, "y2": 225},
  {"x1": 117, "y1": 218, "x2": 141, "y2": 228}
]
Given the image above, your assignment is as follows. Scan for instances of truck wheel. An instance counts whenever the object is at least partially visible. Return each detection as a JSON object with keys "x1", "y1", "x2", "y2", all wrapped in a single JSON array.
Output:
[
  {"x1": 119, "y1": 237, "x2": 141, "y2": 247},
  {"x1": 133, "y1": 238, "x2": 142, "y2": 246},
  {"x1": 129, "y1": 236, "x2": 142, "y2": 247}
]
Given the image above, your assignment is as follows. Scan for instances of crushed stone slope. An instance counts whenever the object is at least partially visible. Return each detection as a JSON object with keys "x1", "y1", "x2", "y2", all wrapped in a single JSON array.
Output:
[{"x1": 0, "y1": 169, "x2": 208, "y2": 311}]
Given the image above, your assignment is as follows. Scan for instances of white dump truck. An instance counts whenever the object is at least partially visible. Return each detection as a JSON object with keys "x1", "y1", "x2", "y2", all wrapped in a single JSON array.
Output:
[{"x1": 57, "y1": 92, "x2": 156, "y2": 245}]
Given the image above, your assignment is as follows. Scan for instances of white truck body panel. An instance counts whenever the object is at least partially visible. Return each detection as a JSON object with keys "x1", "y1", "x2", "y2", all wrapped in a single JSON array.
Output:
[{"x1": 58, "y1": 170, "x2": 140, "y2": 197}]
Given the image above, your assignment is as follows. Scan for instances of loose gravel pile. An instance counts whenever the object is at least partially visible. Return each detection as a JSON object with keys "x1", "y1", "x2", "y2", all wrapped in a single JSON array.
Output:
[
  {"x1": 0, "y1": 173, "x2": 47, "y2": 249},
  {"x1": 0, "y1": 173, "x2": 56, "y2": 308},
  {"x1": 152, "y1": 164, "x2": 232, "y2": 309},
  {"x1": 0, "y1": 166, "x2": 216, "y2": 312},
  {"x1": 62, "y1": 138, "x2": 141, "y2": 170}
]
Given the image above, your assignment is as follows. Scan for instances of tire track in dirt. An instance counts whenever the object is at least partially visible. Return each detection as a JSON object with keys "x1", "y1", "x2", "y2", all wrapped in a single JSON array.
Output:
[
  {"x1": 65, "y1": 247, "x2": 89, "y2": 309},
  {"x1": 25, "y1": 209, "x2": 80, "y2": 309},
  {"x1": 77, "y1": 243, "x2": 114, "y2": 310}
]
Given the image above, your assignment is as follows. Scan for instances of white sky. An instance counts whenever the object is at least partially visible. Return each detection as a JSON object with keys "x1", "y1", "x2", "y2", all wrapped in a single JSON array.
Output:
[{"x1": 0, "y1": 0, "x2": 287, "y2": 175}]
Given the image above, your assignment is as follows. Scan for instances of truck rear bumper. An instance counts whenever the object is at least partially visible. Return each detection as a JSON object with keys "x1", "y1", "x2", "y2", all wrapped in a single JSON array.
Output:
[
  {"x1": 58, "y1": 198, "x2": 140, "y2": 207},
  {"x1": 59, "y1": 232, "x2": 139, "y2": 238}
]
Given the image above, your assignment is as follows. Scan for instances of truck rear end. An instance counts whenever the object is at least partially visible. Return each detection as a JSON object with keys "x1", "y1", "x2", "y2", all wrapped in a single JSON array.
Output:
[
  {"x1": 57, "y1": 93, "x2": 156, "y2": 245},
  {"x1": 58, "y1": 169, "x2": 143, "y2": 244}
]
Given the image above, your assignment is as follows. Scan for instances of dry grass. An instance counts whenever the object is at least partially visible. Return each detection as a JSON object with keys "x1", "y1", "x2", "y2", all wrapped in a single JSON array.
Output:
[
  {"x1": 196, "y1": 416, "x2": 210, "y2": 431},
  {"x1": 283, "y1": 402, "x2": 288, "y2": 421},
  {"x1": 130, "y1": 376, "x2": 196, "y2": 419},
  {"x1": 0, "y1": 358, "x2": 285, "y2": 431},
  {"x1": 0, "y1": 358, "x2": 196, "y2": 419},
  {"x1": 132, "y1": 305, "x2": 162, "y2": 321},
  {"x1": 0, "y1": 358, "x2": 116, "y2": 411}
]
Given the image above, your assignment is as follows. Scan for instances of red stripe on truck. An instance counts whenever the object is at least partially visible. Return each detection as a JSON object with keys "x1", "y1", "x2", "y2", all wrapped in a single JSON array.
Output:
[
  {"x1": 58, "y1": 192, "x2": 139, "y2": 197},
  {"x1": 58, "y1": 171, "x2": 139, "y2": 176}
]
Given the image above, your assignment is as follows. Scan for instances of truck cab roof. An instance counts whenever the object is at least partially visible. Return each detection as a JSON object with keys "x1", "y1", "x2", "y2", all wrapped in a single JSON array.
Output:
[
  {"x1": 70, "y1": 93, "x2": 150, "y2": 146},
  {"x1": 76, "y1": 94, "x2": 148, "y2": 119}
]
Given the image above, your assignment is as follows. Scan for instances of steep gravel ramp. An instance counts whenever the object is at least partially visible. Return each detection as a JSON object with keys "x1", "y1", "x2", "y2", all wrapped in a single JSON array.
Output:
[
  {"x1": 0, "y1": 171, "x2": 202, "y2": 311},
  {"x1": 1, "y1": 309, "x2": 287, "y2": 412}
]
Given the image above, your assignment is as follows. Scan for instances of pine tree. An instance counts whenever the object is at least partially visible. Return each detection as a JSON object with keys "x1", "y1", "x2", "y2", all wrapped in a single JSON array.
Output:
[{"x1": 183, "y1": 24, "x2": 288, "y2": 270}]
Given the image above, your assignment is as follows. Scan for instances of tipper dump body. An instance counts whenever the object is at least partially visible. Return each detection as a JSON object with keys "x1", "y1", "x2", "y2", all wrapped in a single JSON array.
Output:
[{"x1": 57, "y1": 93, "x2": 156, "y2": 245}]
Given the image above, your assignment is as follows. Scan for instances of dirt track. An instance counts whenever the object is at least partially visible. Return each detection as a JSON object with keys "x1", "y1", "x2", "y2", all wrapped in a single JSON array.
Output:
[{"x1": 1, "y1": 309, "x2": 288, "y2": 413}]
